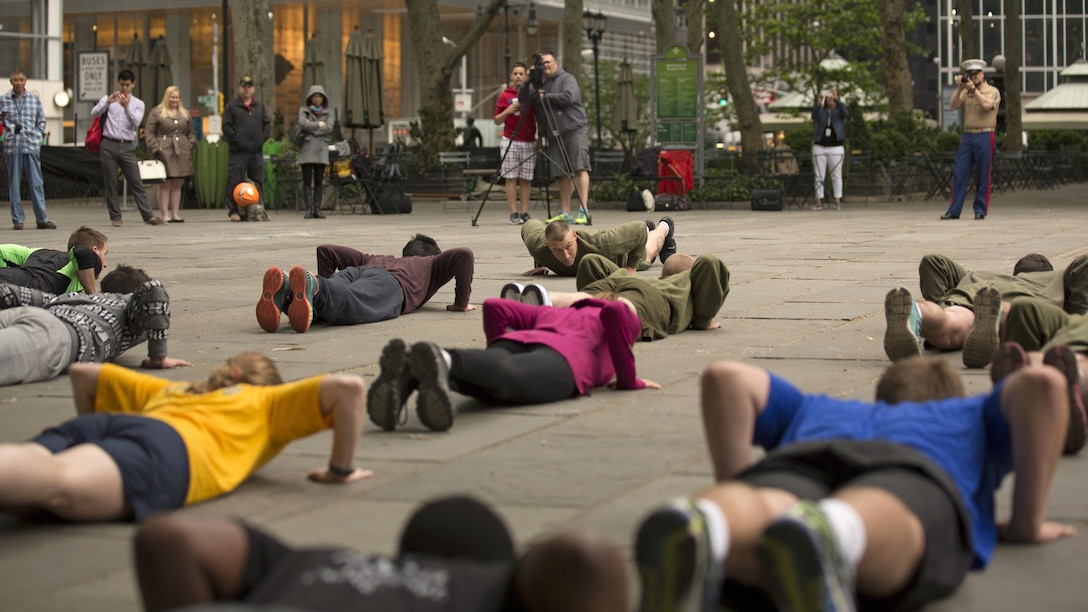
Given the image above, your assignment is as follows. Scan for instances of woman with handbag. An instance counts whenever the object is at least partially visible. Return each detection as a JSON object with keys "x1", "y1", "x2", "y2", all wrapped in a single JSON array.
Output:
[
  {"x1": 297, "y1": 85, "x2": 333, "y2": 219},
  {"x1": 145, "y1": 86, "x2": 196, "y2": 222}
]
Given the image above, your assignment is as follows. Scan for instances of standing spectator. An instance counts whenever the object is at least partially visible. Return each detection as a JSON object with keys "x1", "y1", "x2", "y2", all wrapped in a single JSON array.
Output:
[
  {"x1": 494, "y1": 62, "x2": 537, "y2": 225},
  {"x1": 1, "y1": 68, "x2": 55, "y2": 230},
  {"x1": 297, "y1": 84, "x2": 332, "y2": 219},
  {"x1": 222, "y1": 75, "x2": 271, "y2": 222},
  {"x1": 144, "y1": 86, "x2": 196, "y2": 223},
  {"x1": 519, "y1": 52, "x2": 590, "y2": 225},
  {"x1": 943, "y1": 59, "x2": 1000, "y2": 220},
  {"x1": 90, "y1": 69, "x2": 163, "y2": 227},
  {"x1": 460, "y1": 116, "x2": 483, "y2": 150},
  {"x1": 811, "y1": 89, "x2": 847, "y2": 211}
]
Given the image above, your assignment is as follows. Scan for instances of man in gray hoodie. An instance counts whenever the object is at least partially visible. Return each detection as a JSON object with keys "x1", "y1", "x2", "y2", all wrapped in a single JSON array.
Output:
[{"x1": 519, "y1": 52, "x2": 590, "y2": 225}]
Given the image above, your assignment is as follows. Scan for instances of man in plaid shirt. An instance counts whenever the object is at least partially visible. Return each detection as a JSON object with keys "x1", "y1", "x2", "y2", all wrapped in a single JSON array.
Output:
[{"x1": 0, "y1": 68, "x2": 54, "y2": 231}]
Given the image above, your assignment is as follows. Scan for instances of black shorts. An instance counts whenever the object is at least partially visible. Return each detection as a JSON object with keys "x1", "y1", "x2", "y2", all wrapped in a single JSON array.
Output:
[
  {"x1": 727, "y1": 440, "x2": 973, "y2": 612},
  {"x1": 32, "y1": 413, "x2": 190, "y2": 521}
]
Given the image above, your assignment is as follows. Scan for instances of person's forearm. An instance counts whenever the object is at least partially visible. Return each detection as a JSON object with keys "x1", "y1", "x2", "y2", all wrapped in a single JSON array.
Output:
[
  {"x1": 68, "y1": 363, "x2": 102, "y2": 415},
  {"x1": 322, "y1": 377, "x2": 365, "y2": 470},
  {"x1": 76, "y1": 269, "x2": 98, "y2": 294}
]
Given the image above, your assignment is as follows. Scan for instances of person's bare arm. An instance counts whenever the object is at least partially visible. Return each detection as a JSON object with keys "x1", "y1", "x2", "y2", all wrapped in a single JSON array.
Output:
[
  {"x1": 307, "y1": 375, "x2": 374, "y2": 484},
  {"x1": 523, "y1": 266, "x2": 550, "y2": 276},
  {"x1": 142, "y1": 356, "x2": 192, "y2": 369},
  {"x1": 68, "y1": 363, "x2": 103, "y2": 415},
  {"x1": 76, "y1": 268, "x2": 98, "y2": 294},
  {"x1": 446, "y1": 303, "x2": 477, "y2": 312},
  {"x1": 998, "y1": 368, "x2": 1077, "y2": 543}
]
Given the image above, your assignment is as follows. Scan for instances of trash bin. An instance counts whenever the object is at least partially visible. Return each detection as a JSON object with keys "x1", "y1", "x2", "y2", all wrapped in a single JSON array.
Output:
[{"x1": 194, "y1": 139, "x2": 229, "y2": 208}]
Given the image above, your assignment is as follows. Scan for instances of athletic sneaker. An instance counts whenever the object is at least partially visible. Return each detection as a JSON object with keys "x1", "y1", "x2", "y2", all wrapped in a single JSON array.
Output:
[
  {"x1": 757, "y1": 501, "x2": 856, "y2": 612},
  {"x1": 574, "y1": 208, "x2": 589, "y2": 225},
  {"x1": 520, "y1": 212, "x2": 531, "y2": 223},
  {"x1": 509, "y1": 213, "x2": 522, "y2": 224},
  {"x1": 634, "y1": 498, "x2": 723, "y2": 612},
  {"x1": 256, "y1": 267, "x2": 290, "y2": 333},
  {"x1": 1043, "y1": 344, "x2": 1088, "y2": 455},
  {"x1": 645, "y1": 219, "x2": 657, "y2": 232},
  {"x1": 501, "y1": 282, "x2": 525, "y2": 301},
  {"x1": 287, "y1": 265, "x2": 319, "y2": 333},
  {"x1": 521, "y1": 283, "x2": 552, "y2": 307},
  {"x1": 883, "y1": 287, "x2": 923, "y2": 361},
  {"x1": 659, "y1": 216, "x2": 677, "y2": 262},
  {"x1": 547, "y1": 211, "x2": 574, "y2": 223},
  {"x1": 367, "y1": 338, "x2": 417, "y2": 431},
  {"x1": 409, "y1": 342, "x2": 454, "y2": 432},
  {"x1": 963, "y1": 285, "x2": 1002, "y2": 368},
  {"x1": 990, "y1": 341, "x2": 1030, "y2": 385}
]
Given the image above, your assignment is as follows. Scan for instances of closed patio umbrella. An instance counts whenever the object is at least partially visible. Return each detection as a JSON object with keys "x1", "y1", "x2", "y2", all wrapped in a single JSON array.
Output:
[
  {"x1": 344, "y1": 28, "x2": 384, "y2": 152},
  {"x1": 148, "y1": 36, "x2": 174, "y2": 106},
  {"x1": 616, "y1": 60, "x2": 639, "y2": 158},
  {"x1": 302, "y1": 34, "x2": 326, "y2": 95},
  {"x1": 125, "y1": 35, "x2": 149, "y2": 106},
  {"x1": 617, "y1": 60, "x2": 638, "y2": 134}
]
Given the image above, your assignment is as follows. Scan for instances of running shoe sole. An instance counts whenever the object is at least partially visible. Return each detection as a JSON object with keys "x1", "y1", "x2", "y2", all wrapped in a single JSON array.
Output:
[
  {"x1": 990, "y1": 341, "x2": 1029, "y2": 385},
  {"x1": 883, "y1": 287, "x2": 921, "y2": 362},
  {"x1": 287, "y1": 265, "x2": 317, "y2": 333},
  {"x1": 963, "y1": 286, "x2": 1002, "y2": 368},
  {"x1": 367, "y1": 338, "x2": 410, "y2": 431},
  {"x1": 1043, "y1": 345, "x2": 1088, "y2": 455},
  {"x1": 410, "y1": 342, "x2": 454, "y2": 432},
  {"x1": 256, "y1": 267, "x2": 289, "y2": 332},
  {"x1": 757, "y1": 502, "x2": 856, "y2": 612},
  {"x1": 501, "y1": 282, "x2": 525, "y2": 302},
  {"x1": 634, "y1": 499, "x2": 720, "y2": 612},
  {"x1": 522, "y1": 284, "x2": 551, "y2": 307}
]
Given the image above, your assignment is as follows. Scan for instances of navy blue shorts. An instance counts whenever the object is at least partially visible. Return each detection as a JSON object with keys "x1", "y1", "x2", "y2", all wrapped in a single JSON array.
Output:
[{"x1": 32, "y1": 413, "x2": 190, "y2": 521}]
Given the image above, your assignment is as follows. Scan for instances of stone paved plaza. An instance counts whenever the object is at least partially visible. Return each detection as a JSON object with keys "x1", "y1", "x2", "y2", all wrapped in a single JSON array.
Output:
[{"x1": 2, "y1": 188, "x2": 1088, "y2": 611}]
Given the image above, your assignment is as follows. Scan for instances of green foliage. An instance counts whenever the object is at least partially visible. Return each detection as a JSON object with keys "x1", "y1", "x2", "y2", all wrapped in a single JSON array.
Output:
[
  {"x1": 1028, "y1": 130, "x2": 1088, "y2": 152},
  {"x1": 580, "y1": 58, "x2": 652, "y2": 151}
]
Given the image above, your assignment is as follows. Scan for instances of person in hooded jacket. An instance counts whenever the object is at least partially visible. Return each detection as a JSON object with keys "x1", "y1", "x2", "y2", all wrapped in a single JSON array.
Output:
[{"x1": 297, "y1": 85, "x2": 333, "y2": 219}]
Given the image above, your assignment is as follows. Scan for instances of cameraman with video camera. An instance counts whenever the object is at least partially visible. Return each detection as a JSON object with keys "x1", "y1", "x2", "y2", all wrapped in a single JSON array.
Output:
[
  {"x1": 942, "y1": 58, "x2": 1000, "y2": 221},
  {"x1": 519, "y1": 52, "x2": 590, "y2": 225}
]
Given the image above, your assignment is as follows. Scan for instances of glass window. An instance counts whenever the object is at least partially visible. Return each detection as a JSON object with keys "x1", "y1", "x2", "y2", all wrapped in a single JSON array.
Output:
[
  {"x1": 982, "y1": 18, "x2": 1002, "y2": 61},
  {"x1": 1069, "y1": 0, "x2": 1085, "y2": 15},
  {"x1": 1068, "y1": 19, "x2": 1087, "y2": 63},
  {"x1": 982, "y1": 0, "x2": 1002, "y2": 15},
  {"x1": 1025, "y1": 70, "x2": 1045, "y2": 92},
  {"x1": 1024, "y1": 0, "x2": 1046, "y2": 15},
  {"x1": 1024, "y1": 18, "x2": 1046, "y2": 66}
]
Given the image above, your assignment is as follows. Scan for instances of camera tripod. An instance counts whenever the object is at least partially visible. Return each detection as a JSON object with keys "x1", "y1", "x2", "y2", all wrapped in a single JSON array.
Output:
[{"x1": 471, "y1": 79, "x2": 591, "y2": 227}]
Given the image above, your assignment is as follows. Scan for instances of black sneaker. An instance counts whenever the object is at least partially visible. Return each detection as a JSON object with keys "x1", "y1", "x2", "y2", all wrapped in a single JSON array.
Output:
[
  {"x1": 1043, "y1": 344, "x2": 1088, "y2": 455},
  {"x1": 367, "y1": 338, "x2": 416, "y2": 431},
  {"x1": 635, "y1": 498, "x2": 722, "y2": 612},
  {"x1": 409, "y1": 342, "x2": 454, "y2": 432},
  {"x1": 658, "y1": 216, "x2": 677, "y2": 262},
  {"x1": 509, "y1": 212, "x2": 522, "y2": 224},
  {"x1": 757, "y1": 501, "x2": 856, "y2": 612},
  {"x1": 963, "y1": 286, "x2": 1002, "y2": 368},
  {"x1": 520, "y1": 212, "x2": 531, "y2": 223}
]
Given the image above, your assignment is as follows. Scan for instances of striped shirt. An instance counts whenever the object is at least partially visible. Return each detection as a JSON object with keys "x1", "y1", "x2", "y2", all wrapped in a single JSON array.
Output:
[
  {"x1": 0, "y1": 280, "x2": 170, "y2": 362},
  {"x1": 0, "y1": 89, "x2": 46, "y2": 154}
]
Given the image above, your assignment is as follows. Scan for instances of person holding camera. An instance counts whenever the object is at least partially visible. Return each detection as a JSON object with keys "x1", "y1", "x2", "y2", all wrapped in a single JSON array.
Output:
[
  {"x1": 91, "y1": 69, "x2": 164, "y2": 227},
  {"x1": 1, "y1": 68, "x2": 54, "y2": 230},
  {"x1": 519, "y1": 52, "x2": 591, "y2": 225},
  {"x1": 942, "y1": 59, "x2": 1000, "y2": 221},
  {"x1": 811, "y1": 89, "x2": 847, "y2": 211}
]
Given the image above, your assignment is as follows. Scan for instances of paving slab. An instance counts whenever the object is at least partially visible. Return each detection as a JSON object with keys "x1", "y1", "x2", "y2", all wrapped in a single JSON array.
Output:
[{"x1": 2, "y1": 187, "x2": 1088, "y2": 611}]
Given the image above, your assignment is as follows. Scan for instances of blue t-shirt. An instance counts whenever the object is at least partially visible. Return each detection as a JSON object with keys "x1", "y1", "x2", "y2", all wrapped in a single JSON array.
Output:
[{"x1": 756, "y1": 374, "x2": 1013, "y2": 567}]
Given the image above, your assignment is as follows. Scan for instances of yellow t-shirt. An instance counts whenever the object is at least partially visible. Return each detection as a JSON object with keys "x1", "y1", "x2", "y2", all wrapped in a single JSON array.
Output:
[{"x1": 93, "y1": 363, "x2": 331, "y2": 505}]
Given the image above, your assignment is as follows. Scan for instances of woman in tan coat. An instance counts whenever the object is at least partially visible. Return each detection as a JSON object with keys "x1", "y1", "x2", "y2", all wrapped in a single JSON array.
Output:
[{"x1": 145, "y1": 86, "x2": 196, "y2": 222}]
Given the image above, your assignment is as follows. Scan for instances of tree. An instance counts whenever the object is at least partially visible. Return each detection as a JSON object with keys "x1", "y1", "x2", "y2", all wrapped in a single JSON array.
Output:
[
  {"x1": 652, "y1": 0, "x2": 678, "y2": 53},
  {"x1": 686, "y1": 0, "x2": 705, "y2": 57},
  {"x1": 404, "y1": 0, "x2": 503, "y2": 167},
  {"x1": 880, "y1": 0, "x2": 913, "y2": 118},
  {"x1": 1004, "y1": 0, "x2": 1023, "y2": 152},
  {"x1": 718, "y1": 0, "x2": 763, "y2": 174},
  {"x1": 958, "y1": 0, "x2": 976, "y2": 61},
  {"x1": 562, "y1": 0, "x2": 584, "y2": 85},
  {"x1": 232, "y1": 0, "x2": 275, "y2": 117}
]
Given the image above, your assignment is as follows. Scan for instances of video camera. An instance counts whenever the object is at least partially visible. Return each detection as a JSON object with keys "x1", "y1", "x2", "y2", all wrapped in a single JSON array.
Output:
[{"x1": 528, "y1": 53, "x2": 546, "y2": 87}]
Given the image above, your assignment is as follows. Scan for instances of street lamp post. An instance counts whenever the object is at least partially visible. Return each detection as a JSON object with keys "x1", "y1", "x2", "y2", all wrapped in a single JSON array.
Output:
[
  {"x1": 583, "y1": 10, "x2": 606, "y2": 148},
  {"x1": 502, "y1": 1, "x2": 539, "y2": 69}
]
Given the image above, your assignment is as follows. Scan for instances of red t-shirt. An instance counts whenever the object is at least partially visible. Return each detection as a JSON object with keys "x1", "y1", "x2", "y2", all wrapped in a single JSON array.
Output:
[{"x1": 494, "y1": 86, "x2": 536, "y2": 142}]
